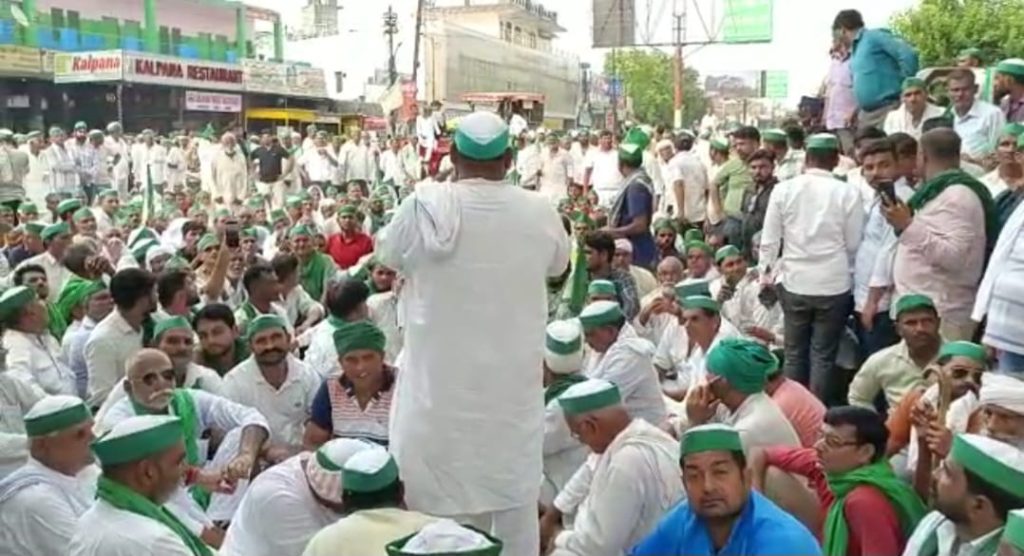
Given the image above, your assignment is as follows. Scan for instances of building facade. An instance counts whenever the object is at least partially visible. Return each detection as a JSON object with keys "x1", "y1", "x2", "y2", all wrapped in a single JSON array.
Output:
[{"x1": 423, "y1": 0, "x2": 581, "y2": 128}]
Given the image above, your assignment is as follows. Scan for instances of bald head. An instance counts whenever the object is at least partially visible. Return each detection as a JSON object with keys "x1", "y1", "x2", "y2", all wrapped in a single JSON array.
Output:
[
  {"x1": 656, "y1": 256, "x2": 685, "y2": 285},
  {"x1": 127, "y1": 348, "x2": 173, "y2": 380}
]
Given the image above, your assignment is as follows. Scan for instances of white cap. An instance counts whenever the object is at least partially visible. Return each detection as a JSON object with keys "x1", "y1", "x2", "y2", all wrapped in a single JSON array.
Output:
[
  {"x1": 402, "y1": 519, "x2": 495, "y2": 554},
  {"x1": 614, "y1": 238, "x2": 632, "y2": 253},
  {"x1": 544, "y1": 319, "x2": 584, "y2": 375},
  {"x1": 980, "y1": 373, "x2": 1024, "y2": 415}
]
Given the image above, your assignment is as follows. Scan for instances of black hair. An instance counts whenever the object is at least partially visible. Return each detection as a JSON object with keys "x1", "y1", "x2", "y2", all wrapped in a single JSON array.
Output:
[
  {"x1": 598, "y1": 130, "x2": 613, "y2": 138},
  {"x1": 824, "y1": 406, "x2": 888, "y2": 462},
  {"x1": 341, "y1": 480, "x2": 404, "y2": 512},
  {"x1": 854, "y1": 126, "x2": 887, "y2": 147},
  {"x1": 12, "y1": 264, "x2": 45, "y2": 286},
  {"x1": 922, "y1": 116, "x2": 955, "y2": 134},
  {"x1": 889, "y1": 132, "x2": 918, "y2": 160},
  {"x1": 806, "y1": 149, "x2": 839, "y2": 171},
  {"x1": 156, "y1": 269, "x2": 190, "y2": 308},
  {"x1": 110, "y1": 268, "x2": 156, "y2": 311},
  {"x1": 964, "y1": 467, "x2": 1024, "y2": 520},
  {"x1": 271, "y1": 253, "x2": 300, "y2": 281},
  {"x1": 559, "y1": 214, "x2": 572, "y2": 236},
  {"x1": 921, "y1": 128, "x2": 962, "y2": 162},
  {"x1": 325, "y1": 279, "x2": 370, "y2": 319},
  {"x1": 181, "y1": 221, "x2": 205, "y2": 236},
  {"x1": 747, "y1": 149, "x2": 776, "y2": 165},
  {"x1": 732, "y1": 126, "x2": 761, "y2": 142},
  {"x1": 192, "y1": 303, "x2": 236, "y2": 330},
  {"x1": 785, "y1": 126, "x2": 806, "y2": 149},
  {"x1": 584, "y1": 231, "x2": 616, "y2": 264},
  {"x1": 63, "y1": 243, "x2": 95, "y2": 276},
  {"x1": 832, "y1": 9, "x2": 864, "y2": 31},
  {"x1": 675, "y1": 134, "x2": 694, "y2": 152},
  {"x1": 859, "y1": 138, "x2": 897, "y2": 160},
  {"x1": 242, "y1": 263, "x2": 276, "y2": 293}
]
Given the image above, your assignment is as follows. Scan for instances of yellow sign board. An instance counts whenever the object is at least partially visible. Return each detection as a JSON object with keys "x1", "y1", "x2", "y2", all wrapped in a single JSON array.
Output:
[{"x1": 0, "y1": 45, "x2": 45, "y2": 77}]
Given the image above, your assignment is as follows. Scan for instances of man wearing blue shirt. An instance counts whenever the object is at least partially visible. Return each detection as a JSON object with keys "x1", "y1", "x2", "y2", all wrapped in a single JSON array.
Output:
[
  {"x1": 630, "y1": 424, "x2": 822, "y2": 556},
  {"x1": 834, "y1": 9, "x2": 920, "y2": 131},
  {"x1": 607, "y1": 128, "x2": 656, "y2": 269}
]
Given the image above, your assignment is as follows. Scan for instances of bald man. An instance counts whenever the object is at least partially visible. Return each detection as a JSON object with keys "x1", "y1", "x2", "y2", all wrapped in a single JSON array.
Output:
[
  {"x1": 634, "y1": 256, "x2": 684, "y2": 343},
  {"x1": 97, "y1": 348, "x2": 271, "y2": 534}
]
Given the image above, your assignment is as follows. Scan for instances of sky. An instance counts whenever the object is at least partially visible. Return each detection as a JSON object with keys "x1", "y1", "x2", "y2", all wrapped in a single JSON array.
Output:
[{"x1": 245, "y1": 0, "x2": 920, "y2": 105}]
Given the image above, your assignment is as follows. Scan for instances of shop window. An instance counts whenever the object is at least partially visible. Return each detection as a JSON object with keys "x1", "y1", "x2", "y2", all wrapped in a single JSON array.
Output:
[
  {"x1": 49, "y1": 7, "x2": 62, "y2": 43},
  {"x1": 171, "y1": 28, "x2": 181, "y2": 55},
  {"x1": 528, "y1": 31, "x2": 536, "y2": 48},
  {"x1": 501, "y1": 21, "x2": 511, "y2": 42},
  {"x1": 513, "y1": 26, "x2": 522, "y2": 46},
  {"x1": 66, "y1": 10, "x2": 79, "y2": 32},
  {"x1": 101, "y1": 17, "x2": 119, "y2": 49}
]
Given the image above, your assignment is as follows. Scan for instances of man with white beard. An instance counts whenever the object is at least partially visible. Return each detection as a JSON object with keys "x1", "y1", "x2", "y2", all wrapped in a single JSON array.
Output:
[
  {"x1": 210, "y1": 133, "x2": 248, "y2": 207},
  {"x1": 378, "y1": 111, "x2": 569, "y2": 556}
]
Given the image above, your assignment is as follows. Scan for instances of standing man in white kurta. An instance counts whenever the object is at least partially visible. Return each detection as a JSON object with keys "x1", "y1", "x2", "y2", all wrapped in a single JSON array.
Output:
[
  {"x1": 378, "y1": 111, "x2": 570, "y2": 556},
  {"x1": 210, "y1": 133, "x2": 248, "y2": 207}
]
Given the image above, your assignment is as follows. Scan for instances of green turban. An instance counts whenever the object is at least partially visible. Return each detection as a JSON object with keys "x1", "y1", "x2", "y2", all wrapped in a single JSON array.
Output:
[
  {"x1": 333, "y1": 320, "x2": 386, "y2": 356},
  {"x1": 54, "y1": 277, "x2": 105, "y2": 324},
  {"x1": 706, "y1": 338, "x2": 778, "y2": 394}
]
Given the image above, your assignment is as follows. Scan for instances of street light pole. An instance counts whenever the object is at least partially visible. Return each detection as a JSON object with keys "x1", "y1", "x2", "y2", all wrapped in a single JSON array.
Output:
[{"x1": 384, "y1": 5, "x2": 399, "y2": 87}]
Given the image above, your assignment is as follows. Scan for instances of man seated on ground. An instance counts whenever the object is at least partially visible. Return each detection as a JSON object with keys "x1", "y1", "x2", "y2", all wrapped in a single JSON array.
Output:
[
  {"x1": 977, "y1": 373, "x2": 1024, "y2": 449},
  {"x1": 193, "y1": 304, "x2": 249, "y2": 376},
  {"x1": 633, "y1": 256, "x2": 684, "y2": 343},
  {"x1": 654, "y1": 289, "x2": 741, "y2": 400},
  {"x1": 541, "y1": 319, "x2": 589, "y2": 507},
  {"x1": 303, "y1": 279, "x2": 371, "y2": 380},
  {"x1": 539, "y1": 379, "x2": 683, "y2": 556},
  {"x1": 711, "y1": 245, "x2": 783, "y2": 349},
  {"x1": 765, "y1": 361, "x2": 825, "y2": 449},
  {"x1": 219, "y1": 438, "x2": 372, "y2": 556},
  {"x1": 577, "y1": 300, "x2": 666, "y2": 426},
  {"x1": 848, "y1": 294, "x2": 942, "y2": 413},
  {"x1": 302, "y1": 447, "x2": 438, "y2": 556},
  {"x1": 583, "y1": 232, "x2": 640, "y2": 320},
  {"x1": 613, "y1": 239, "x2": 657, "y2": 300},
  {"x1": 682, "y1": 239, "x2": 720, "y2": 282},
  {"x1": 272, "y1": 253, "x2": 325, "y2": 346},
  {"x1": 679, "y1": 338, "x2": 801, "y2": 451},
  {"x1": 630, "y1": 423, "x2": 821, "y2": 555}
]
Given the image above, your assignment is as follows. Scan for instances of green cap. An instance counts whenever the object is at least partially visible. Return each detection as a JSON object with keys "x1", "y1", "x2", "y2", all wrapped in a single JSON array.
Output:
[
  {"x1": 577, "y1": 300, "x2": 624, "y2": 331},
  {"x1": 958, "y1": 48, "x2": 983, "y2": 62},
  {"x1": 806, "y1": 133, "x2": 840, "y2": 152},
  {"x1": 41, "y1": 221, "x2": 70, "y2": 242},
  {"x1": 23, "y1": 221, "x2": 44, "y2": 236},
  {"x1": 57, "y1": 198, "x2": 82, "y2": 215},
  {"x1": 685, "y1": 240, "x2": 713, "y2": 256},
  {"x1": 338, "y1": 204, "x2": 358, "y2": 217},
  {"x1": 761, "y1": 128, "x2": 787, "y2": 143},
  {"x1": 285, "y1": 195, "x2": 303, "y2": 208},
  {"x1": 1003, "y1": 509, "x2": 1024, "y2": 552},
  {"x1": 557, "y1": 378, "x2": 622, "y2": 416},
  {"x1": 653, "y1": 217, "x2": 677, "y2": 234},
  {"x1": 246, "y1": 314, "x2": 288, "y2": 340},
  {"x1": 270, "y1": 208, "x2": 289, "y2": 223},
  {"x1": 587, "y1": 279, "x2": 617, "y2": 298},
  {"x1": 246, "y1": 197, "x2": 265, "y2": 209},
  {"x1": 902, "y1": 77, "x2": 927, "y2": 92},
  {"x1": 674, "y1": 280, "x2": 711, "y2": 300},
  {"x1": 23, "y1": 395, "x2": 92, "y2": 437},
  {"x1": 1017, "y1": 134, "x2": 1024, "y2": 150},
  {"x1": 153, "y1": 316, "x2": 192, "y2": 342},
  {"x1": 289, "y1": 224, "x2": 313, "y2": 238},
  {"x1": 333, "y1": 319, "x2": 386, "y2": 356},
  {"x1": 709, "y1": 137, "x2": 730, "y2": 152},
  {"x1": 91, "y1": 415, "x2": 184, "y2": 466},
  {"x1": 893, "y1": 293, "x2": 936, "y2": 318},
  {"x1": 681, "y1": 295, "x2": 720, "y2": 313},
  {"x1": 680, "y1": 423, "x2": 743, "y2": 456},
  {"x1": 1002, "y1": 122, "x2": 1024, "y2": 139},
  {"x1": 714, "y1": 245, "x2": 741, "y2": 264},
  {"x1": 997, "y1": 58, "x2": 1024, "y2": 77},
  {"x1": 241, "y1": 227, "x2": 257, "y2": 239},
  {"x1": 17, "y1": 202, "x2": 37, "y2": 215},
  {"x1": 939, "y1": 341, "x2": 988, "y2": 365},
  {"x1": 454, "y1": 112, "x2": 511, "y2": 161},
  {"x1": 683, "y1": 228, "x2": 703, "y2": 243},
  {"x1": 73, "y1": 121, "x2": 87, "y2": 131},
  {"x1": 342, "y1": 448, "x2": 400, "y2": 493},
  {"x1": 706, "y1": 338, "x2": 777, "y2": 394},
  {"x1": 72, "y1": 206, "x2": 93, "y2": 223},
  {"x1": 0, "y1": 286, "x2": 36, "y2": 321},
  {"x1": 949, "y1": 433, "x2": 1024, "y2": 498},
  {"x1": 545, "y1": 319, "x2": 583, "y2": 357},
  {"x1": 196, "y1": 233, "x2": 219, "y2": 253}
]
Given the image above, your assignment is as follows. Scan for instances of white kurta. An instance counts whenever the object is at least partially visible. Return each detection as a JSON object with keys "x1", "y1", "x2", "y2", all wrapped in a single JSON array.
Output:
[
  {"x1": 221, "y1": 355, "x2": 319, "y2": 449},
  {"x1": 303, "y1": 319, "x2": 341, "y2": 380},
  {"x1": 0, "y1": 373, "x2": 43, "y2": 479},
  {"x1": 551, "y1": 419, "x2": 684, "y2": 556},
  {"x1": 0, "y1": 458, "x2": 98, "y2": 556},
  {"x1": 220, "y1": 454, "x2": 339, "y2": 556},
  {"x1": 377, "y1": 178, "x2": 570, "y2": 515},
  {"x1": 686, "y1": 392, "x2": 802, "y2": 451},
  {"x1": 93, "y1": 362, "x2": 223, "y2": 428},
  {"x1": 542, "y1": 395, "x2": 588, "y2": 506},
  {"x1": 653, "y1": 319, "x2": 743, "y2": 395},
  {"x1": 69, "y1": 499, "x2": 197, "y2": 556},
  {"x1": 104, "y1": 137, "x2": 131, "y2": 198},
  {"x1": 210, "y1": 149, "x2": 248, "y2": 206},
  {"x1": 3, "y1": 328, "x2": 76, "y2": 396},
  {"x1": 585, "y1": 323, "x2": 667, "y2": 427},
  {"x1": 368, "y1": 291, "x2": 402, "y2": 364},
  {"x1": 343, "y1": 143, "x2": 377, "y2": 182}
]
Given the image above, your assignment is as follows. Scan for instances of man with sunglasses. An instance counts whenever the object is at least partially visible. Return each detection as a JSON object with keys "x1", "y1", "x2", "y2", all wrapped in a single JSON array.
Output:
[
  {"x1": 97, "y1": 349, "x2": 270, "y2": 540},
  {"x1": 538, "y1": 379, "x2": 682, "y2": 556}
]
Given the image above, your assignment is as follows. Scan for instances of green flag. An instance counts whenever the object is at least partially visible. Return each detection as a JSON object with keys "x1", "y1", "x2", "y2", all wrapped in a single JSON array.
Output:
[
  {"x1": 141, "y1": 164, "x2": 155, "y2": 226},
  {"x1": 557, "y1": 240, "x2": 589, "y2": 318}
]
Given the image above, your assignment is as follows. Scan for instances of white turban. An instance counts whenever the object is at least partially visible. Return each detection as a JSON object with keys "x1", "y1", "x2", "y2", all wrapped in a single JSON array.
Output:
[
  {"x1": 614, "y1": 238, "x2": 632, "y2": 253},
  {"x1": 980, "y1": 373, "x2": 1024, "y2": 415}
]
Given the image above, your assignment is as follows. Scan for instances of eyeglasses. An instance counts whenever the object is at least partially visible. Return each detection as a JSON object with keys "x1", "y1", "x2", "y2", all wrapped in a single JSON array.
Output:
[
  {"x1": 815, "y1": 433, "x2": 861, "y2": 450},
  {"x1": 948, "y1": 366, "x2": 984, "y2": 382}
]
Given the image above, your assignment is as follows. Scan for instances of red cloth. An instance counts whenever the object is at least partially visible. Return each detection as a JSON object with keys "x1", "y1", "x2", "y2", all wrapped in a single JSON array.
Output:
[
  {"x1": 771, "y1": 378, "x2": 826, "y2": 448},
  {"x1": 325, "y1": 232, "x2": 374, "y2": 269},
  {"x1": 763, "y1": 447, "x2": 907, "y2": 556}
]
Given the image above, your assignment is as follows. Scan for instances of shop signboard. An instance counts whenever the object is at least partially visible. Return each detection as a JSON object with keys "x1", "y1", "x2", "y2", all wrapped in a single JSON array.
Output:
[
  {"x1": 53, "y1": 50, "x2": 123, "y2": 83},
  {"x1": 242, "y1": 59, "x2": 327, "y2": 98},
  {"x1": 124, "y1": 53, "x2": 244, "y2": 92},
  {"x1": 0, "y1": 45, "x2": 46, "y2": 78},
  {"x1": 185, "y1": 90, "x2": 243, "y2": 113}
]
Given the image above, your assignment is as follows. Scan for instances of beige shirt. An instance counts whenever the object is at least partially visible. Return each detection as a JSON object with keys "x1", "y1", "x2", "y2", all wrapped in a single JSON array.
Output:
[
  {"x1": 302, "y1": 508, "x2": 436, "y2": 556},
  {"x1": 848, "y1": 340, "x2": 931, "y2": 412}
]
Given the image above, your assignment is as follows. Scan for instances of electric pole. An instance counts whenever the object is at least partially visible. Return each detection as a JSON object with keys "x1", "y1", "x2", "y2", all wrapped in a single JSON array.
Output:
[
  {"x1": 411, "y1": 0, "x2": 425, "y2": 85},
  {"x1": 383, "y1": 5, "x2": 399, "y2": 86},
  {"x1": 673, "y1": 1, "x2": 687, "y2": 129}
]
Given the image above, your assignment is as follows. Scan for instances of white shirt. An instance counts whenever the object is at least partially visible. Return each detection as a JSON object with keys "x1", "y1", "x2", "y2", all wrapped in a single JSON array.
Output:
[
  {"x1": 380, "y1": 149, "x2": 409, "y2": 185},
  {"x1": 509, "y1": 114, "x2": 529, "y2": 138},
  {"x1": 3, "y1": 328, "x2": 76, "y2": 396},
  {"x1": 585, "y1": 324, "x2": 668, "y2": 427},
  {"x1": 42, "y1": 143, "x2": 78, "y2": 194},
  {"x1": 653, "y1": 319, "x2": 743, "y2": 393},
  {"x1": 586, "y1": 148, "x2": 622, "y2": 206},
  {"x1": 302, "y1": 507, "x2": 438, "y2": 556},
  {"x1": 69, "y1": 498, "x2": 197, "y2": 556},
  {"x1": 84, "y1": 310, "x2": 143, "y2": 407},
  {"x1": 539, "y1": 148, "x2": 573, "y2": 204},
  {"x1": 368, "y1": 291, "x2": 402, "y2": 364},
  {"x1": 953, "y1": 100, "x2": 1006, "y2": 159},
  {"x1": 708, "y1": 392, "x2": 802, "y2": 451},
  {"x1": 884, "y1": 103, "x2": 947, "y2": 139},
  {"x1": 542, "y1": 391, "x2": 588, "y2": 506},
  {"x1": 137, "y1": 143, "x2": 168, "y2": 185},
  {"x1": 217, "y1": 454, "x2": 336, "y2": 556},
  {"x1": 853, "y1": 179, "x2": 914, "y2": 312},
  {"x1": 93, "y1": 362, "x2": 225, "y2": 429},
  {"x1": 103, "y1": 136, "x2": 131, "y2": 187},
  {"x1": 981, "y1": 169, "x2": 1009, "y2": 199},
  {"x1": 343, "y1": 143, "x2": 376, "y2": 182},
  {"x1": 377, "y1": 178, "x2": 569, "y2": 515},
  {"x1": 0, "y1": 459, "x2": 98, "y2": 556},
  {"x1": 901, "y1": 510, "x2": 1003, "y2": 556},
  {"x1": 299, "y1": 149, "x2": 337, "y2": 183},
  {"x1": 759, "y1": 168, "x2": 865, "y2": 296},
  {"x1": 668, "y1": 150, "x2": 709, "y2": 223},
  {"x1": 303, "y1": 319, "x2": 341, "y2": 381},
  {"x1": 416, "y1": 116, "x2": 440, "y2": 150},
  {"x1": 516, "y1": 143, "x2": 542, "y2": 187},
  {"x1": 0, "y1": 373, "x2": 43, "y2": 479},
  {"x1": 221, "y1": 355, "x2": 320, "y2": 449}
]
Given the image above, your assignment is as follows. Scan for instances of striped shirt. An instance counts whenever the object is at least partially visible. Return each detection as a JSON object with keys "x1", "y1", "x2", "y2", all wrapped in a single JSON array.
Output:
[{"x1": 309, "y1": 367, "x2": 395, "y2": 446}]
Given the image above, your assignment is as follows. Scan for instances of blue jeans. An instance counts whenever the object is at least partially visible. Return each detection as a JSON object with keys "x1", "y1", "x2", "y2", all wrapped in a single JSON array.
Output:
[{"x1": 998, "y1": 350, "x2": 1024, "y2": 377}]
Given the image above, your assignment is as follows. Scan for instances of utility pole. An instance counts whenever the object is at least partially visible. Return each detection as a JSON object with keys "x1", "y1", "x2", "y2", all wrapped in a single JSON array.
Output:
[
  {"x1": 383, "y1": 5, "x2": 399, "y2": 86},
  {"x1": 610, "y1": 0, "x2": 625, "y2": 133},
  {"x1": 411, "y1": 0, "x2": 425, "y2": 85},
  {"x1": 673, "y1": 10, "x2": 683, "y2": 130}
]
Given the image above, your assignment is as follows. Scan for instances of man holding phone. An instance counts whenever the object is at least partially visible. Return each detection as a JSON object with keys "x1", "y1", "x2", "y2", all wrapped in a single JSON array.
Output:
[{"x1": 853, "y1": 138, "x2": 915, "y2": 359}]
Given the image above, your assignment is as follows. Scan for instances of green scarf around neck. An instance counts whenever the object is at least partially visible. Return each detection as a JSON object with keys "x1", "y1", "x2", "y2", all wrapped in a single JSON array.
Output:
[
  {"x1": 96, "y1": 476, "x2": 214, "y2": 556},
  {"x1": 131, "y1": 389, "x2": 208, "y2": 508},
  {"x1": 299, "y1": 252, "x2": 331, "y2": 301},
  {"x1": 544, "y1": 374, "x2": 587, "y2": 405},
  {"x1": 823, "y1": 460, "x2": 927, "y2": 556},
  {"x1": 907, "y1": 168, "x2": 998, "y2": 253}
]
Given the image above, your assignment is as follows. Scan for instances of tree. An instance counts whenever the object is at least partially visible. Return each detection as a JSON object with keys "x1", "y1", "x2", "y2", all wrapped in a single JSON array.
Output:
[
  {"x1": 603, "y1": 48, "x2": 707, "y2": 127},
  {"x1": 891, "y1": 0, "x2": 1024, "y2": 67}
]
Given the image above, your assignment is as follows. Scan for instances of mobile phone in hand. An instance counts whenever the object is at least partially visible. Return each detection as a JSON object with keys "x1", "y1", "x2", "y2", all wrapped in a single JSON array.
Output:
[
  {"x1": 876, "y1": 180, "x2": 897, "y2": 207},
  {"x1": 224, "y1": 219, "x2": 240, "y2": 248}
]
